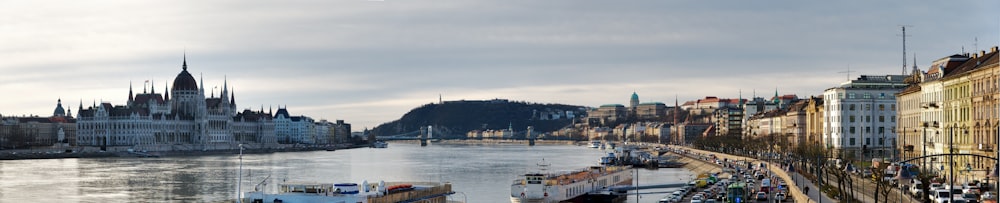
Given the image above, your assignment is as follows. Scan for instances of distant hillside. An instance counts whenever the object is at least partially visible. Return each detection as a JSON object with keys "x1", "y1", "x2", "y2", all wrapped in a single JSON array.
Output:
[{"x1": 370, "y1": 99, "x2": 587, "y2": 137}]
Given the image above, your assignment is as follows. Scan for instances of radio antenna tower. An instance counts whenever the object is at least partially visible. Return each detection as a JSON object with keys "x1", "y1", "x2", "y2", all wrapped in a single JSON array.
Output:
[{"x1": 899, "y1": 25, "x2": 913, "y2": 75}]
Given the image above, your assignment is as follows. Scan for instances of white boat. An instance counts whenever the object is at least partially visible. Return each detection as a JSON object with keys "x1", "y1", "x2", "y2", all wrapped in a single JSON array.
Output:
[
  {"x1": 599, "y1": 152, "x2": 617, "y2": 165},
  {"x1": 587, "y1": 140, "x2": 602, "y2": 148},
  {"x1": 372, "y1": 141, "x2": 388, "y2": 148},
  {"x1": 510, "y1": 163, "x2": 632, "y2": 203},
  {"x1": 243, "y1": 181, "x2": 454, "y2": 203}
]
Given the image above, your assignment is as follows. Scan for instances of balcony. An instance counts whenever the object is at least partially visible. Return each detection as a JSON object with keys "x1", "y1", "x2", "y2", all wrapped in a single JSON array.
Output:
[
  {"x1": 980, "y1": 143, "x2": 994, "y2": 152},
  {"x1": 903, "y1": 145, "x2": 914, "y2": 152}
]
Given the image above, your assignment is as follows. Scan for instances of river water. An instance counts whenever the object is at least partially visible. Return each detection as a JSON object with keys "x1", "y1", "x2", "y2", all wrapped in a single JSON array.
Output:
[{"x1": 0, "y1": 142, "x2": 691, "y2": 203}]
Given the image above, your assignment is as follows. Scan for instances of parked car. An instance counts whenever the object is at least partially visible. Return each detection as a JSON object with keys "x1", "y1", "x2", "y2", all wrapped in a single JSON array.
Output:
[
  {"x1": 962, "y1": 192, "x2": 981, "y2": 203},
  {"x1": 982, "y1": 191, "x2": 997, "y2": 200},
  {"x1": 931, "y1": 183, "x2": 945, "y2": 190},
  {"x1": 931, "y1": 189, "x2": 951, "y2": 203},
  {"x1": 911, "y1": 181, "x2": 925, "y2": 197}
]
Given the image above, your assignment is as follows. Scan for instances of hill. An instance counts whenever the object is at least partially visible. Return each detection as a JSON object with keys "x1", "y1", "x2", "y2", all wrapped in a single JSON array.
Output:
[{"x1": 370, "y1": 99, "x2": 587, "y2": 137}]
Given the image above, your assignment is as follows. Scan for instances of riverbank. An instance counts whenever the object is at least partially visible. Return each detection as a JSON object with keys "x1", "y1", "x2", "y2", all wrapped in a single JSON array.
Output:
[{"x1": 672, "y1": 152, "x2": 724, "y2": 175}]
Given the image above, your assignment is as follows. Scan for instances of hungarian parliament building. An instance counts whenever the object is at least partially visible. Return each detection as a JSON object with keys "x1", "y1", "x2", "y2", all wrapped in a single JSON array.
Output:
[{"x1": 70, "y1": 57, "x2": 349, "y2": 151}]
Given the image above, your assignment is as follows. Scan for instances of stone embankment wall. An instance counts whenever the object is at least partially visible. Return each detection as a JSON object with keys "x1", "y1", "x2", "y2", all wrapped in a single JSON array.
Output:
[{"x1": 674, "y1": 145, "x2": 810, "y2": 203}]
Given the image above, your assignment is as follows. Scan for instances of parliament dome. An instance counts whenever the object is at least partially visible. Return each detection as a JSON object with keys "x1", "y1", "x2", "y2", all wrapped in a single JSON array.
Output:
[{"x1": 172, "y1": 57, "x2": 198, "y2": 91}]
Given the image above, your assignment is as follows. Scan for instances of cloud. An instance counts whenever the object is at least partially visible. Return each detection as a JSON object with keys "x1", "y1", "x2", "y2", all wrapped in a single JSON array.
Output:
[{"x1": 1, "y1": 0, "x2": 998, "y2": 129}]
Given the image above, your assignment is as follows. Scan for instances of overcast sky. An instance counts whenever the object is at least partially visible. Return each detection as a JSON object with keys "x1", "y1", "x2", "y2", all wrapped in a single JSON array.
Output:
[{"x1": 2, "y1": 1, "x2": 999, "y2": 129}]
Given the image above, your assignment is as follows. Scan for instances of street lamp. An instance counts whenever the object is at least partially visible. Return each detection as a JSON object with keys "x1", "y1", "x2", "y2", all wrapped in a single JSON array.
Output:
[
  {"x1": 948, "y1": 124, "x2": 968, "y2": 203},
  {"x1": 237, "y1": 143, "x2": 244, "y2": 203},
  {"x1": 922, "y1": 122, "x2": 938, "y2": 173}
]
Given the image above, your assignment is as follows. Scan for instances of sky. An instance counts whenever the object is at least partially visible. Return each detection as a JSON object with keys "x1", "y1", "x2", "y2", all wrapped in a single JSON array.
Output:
[{"x1": 1, "y1": 1, "x2": 999, "y2": 130}]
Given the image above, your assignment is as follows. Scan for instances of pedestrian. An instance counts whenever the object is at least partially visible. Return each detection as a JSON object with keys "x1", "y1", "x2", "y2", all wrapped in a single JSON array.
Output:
[{"x1": 804, "y1": 186, "x2": 810, "y2": 195}]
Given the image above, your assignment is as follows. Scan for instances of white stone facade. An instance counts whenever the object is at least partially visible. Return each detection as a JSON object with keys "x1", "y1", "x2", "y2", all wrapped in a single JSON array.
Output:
[{"x1": 823, "y1": 75, "x2": 907, "y2": 158}]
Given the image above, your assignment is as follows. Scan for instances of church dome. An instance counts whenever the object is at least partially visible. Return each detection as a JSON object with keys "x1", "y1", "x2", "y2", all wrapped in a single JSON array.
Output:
[
  {"x1": 172, "y1": 57, "x2": 198, "y2": 91},
  {"x1": 53, "y1": 99, "x2": 66, "y2": 116}
]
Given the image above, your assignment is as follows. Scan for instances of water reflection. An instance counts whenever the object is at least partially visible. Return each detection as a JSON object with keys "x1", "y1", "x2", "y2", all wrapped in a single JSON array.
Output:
[{"x1": 0, "y1": 142, "x2": 691, "y2": 203}]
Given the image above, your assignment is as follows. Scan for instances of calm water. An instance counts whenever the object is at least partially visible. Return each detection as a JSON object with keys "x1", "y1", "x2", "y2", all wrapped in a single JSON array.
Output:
[{"x1": 0, "y1": 142, "x2": 690, "y2": 203}]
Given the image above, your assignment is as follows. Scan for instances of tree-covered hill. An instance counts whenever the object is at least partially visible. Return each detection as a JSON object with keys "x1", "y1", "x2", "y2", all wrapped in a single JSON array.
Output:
[{"x1": 370, "y1": 99, "x2": 587, "y2": 137}]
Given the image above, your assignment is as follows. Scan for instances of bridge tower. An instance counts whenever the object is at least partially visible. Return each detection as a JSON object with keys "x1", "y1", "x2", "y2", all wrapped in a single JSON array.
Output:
[
  {"x1": 419, "y1": 126, "x2": 428, "y2": 147},
  {"x1": 527, "y1": 126, "x2": 535, "y2": 146}
]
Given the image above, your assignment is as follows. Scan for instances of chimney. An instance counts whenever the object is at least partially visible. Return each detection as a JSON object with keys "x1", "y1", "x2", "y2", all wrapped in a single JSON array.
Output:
[{"x1": 991, "y1": 46, "x2": 998, "y2": 53}]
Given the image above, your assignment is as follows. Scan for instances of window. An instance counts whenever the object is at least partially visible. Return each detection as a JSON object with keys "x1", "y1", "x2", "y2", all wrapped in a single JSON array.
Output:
[
  {"x1": 866, "y1": 116, "x2": 871, "y2": 122},
  {"x1": 892, "y1": 116, "x2": 896, "y2": 122},
  {"x1": 850, "y1": 138, "x2": 856, "y2": 146},
  {"x1": 866, "y1": 138, "x2": 871, "y2": 145},
  {"x1": 838, "y1": 93, "x2": 844, "y2": 99},
  {"x1": 850, "y1": 104, "x2": 856, "y2": 110},
  {"x1": 878, "y1": 127, "x2": 884, "y2": 134},
  {"x1": 850, "y1": 116, "x2": 855, "y2": 122},
  {"x1": 879, "y1": 116, "x2": 884, "y2": 122},
  {"x1": 891, "y1": 104, "x2": 896, "y2": 111},
  {"x1": 849, "y1": 93, "x2": 856, "y2": 99},
  {"x1": 866, "y1": 127, "x2": 871, "y2": 133},
  {"x1": 879, "y1": 104, "x2": 885, "y2": 111},
  {"x1": 879, "y1": 138, "x2": 884, "y2": 145},
  {"x1": 864, "y1": 93, "x2": 871, "y2": 99},
  {"x1": 850, "y1": 127, "x2": 856, "y2": 134}
]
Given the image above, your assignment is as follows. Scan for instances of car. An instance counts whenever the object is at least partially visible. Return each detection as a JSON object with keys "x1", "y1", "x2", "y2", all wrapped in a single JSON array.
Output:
[
  {"x1": 982, "y1": 191, "x2": 997, "y2": 200},
  {"x1": 658, "y1": 196, "x2": 672, "y2": 203},
  {"x1": 911, "y1": 182, "x2": 925, "y2": 197},
  {"x1": 755, "y1": 191, "x2": 768, "y2": 201},
  {"x1": 931, "y1": 189, "x2": 951, "y2": 203},
  {"x1": 692, "y1": 194, "x2": 704, "y2": 200},
  {"x1": 861, "y1": 169, "x2": 873, "y2": 177},
  {"x1": 964, "y1": 186, "x2": 981, "y2": 194},
  {"x1": 961, "y1": 192, "x2": 981, "y2": 203},
  {"x1": 704, "y1": 199, "x2": 717, "y2": 203},
  {"x1": 691, "y1": 195, "x2": 704, "y2": 203},
  {"x1": 775, "y1": 192, "x2": 787, "y2": 202}
]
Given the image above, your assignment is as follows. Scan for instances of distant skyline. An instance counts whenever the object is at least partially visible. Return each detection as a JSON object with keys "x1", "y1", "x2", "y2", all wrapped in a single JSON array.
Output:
[{"x1": 2, "y1": 1, "x2": 999, "y2": 129}]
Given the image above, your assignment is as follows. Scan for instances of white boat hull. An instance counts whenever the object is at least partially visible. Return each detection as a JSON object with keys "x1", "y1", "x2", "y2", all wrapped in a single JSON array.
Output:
[{"x1": 510, "y1": 166, "x2": 632, "y2": 203}]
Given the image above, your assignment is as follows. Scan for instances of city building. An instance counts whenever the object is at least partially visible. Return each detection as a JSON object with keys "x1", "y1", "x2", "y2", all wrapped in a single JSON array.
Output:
[
  {"x1": 274, "y1": 107, "x2": 316, "y2": 144},
  {"x1": 635, "y1": 102, "x2": 667, "y2": 120},
  {"x1": 803, "y1": 96, "x2": 824, "y2": 145},
  {"x1": 896, "y1": 66, "x2": 923, "y2": 165},
  {"x1": 676, "y1": 123, "x2": 712, "y2": 144},
  {"x1": 823, "y1": 74, "x2": 907, "y2": 159},
  {"x1": 782, "y1": 99, "x2": 807, "y2": 148},
  {"x1": 75, "y1": 57, "x2": 278, "y2": 151},
  {"x1": 966, "y1": 48, "x2": 1000, "y2": 175},
  {"x1": 587, "y1": 104, "x2": 626, "y2": 126},
  {"x1": 0, "y1": 99, "x2": 77, "y2": 149}
]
